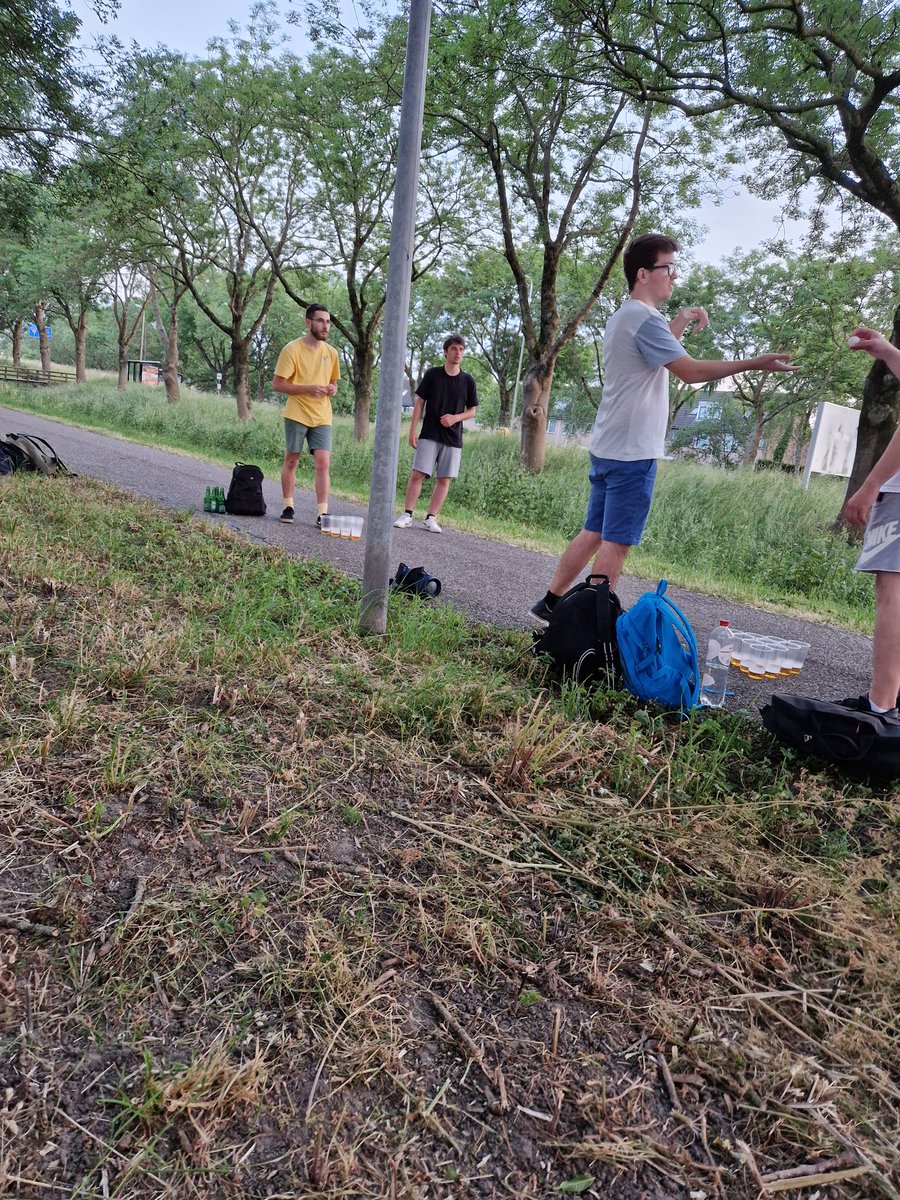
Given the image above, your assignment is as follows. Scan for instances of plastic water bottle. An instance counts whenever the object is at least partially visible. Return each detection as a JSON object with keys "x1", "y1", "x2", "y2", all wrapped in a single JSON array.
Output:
[{"x1": 700, "y1": 620, "x2": 733, "y2": 708}]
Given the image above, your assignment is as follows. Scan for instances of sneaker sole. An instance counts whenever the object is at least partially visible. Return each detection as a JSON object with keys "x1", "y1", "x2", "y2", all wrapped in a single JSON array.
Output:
[
  {"x1": 279, "y1": 517, "x2": 294, "y2": 524},
  {"x1": 527, "y1": 610, "x2": 550, "y2": 629}
]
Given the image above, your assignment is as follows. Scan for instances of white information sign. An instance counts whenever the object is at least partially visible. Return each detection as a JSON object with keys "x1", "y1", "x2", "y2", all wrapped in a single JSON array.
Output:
[{"x1": 801, "y1": 401, "x2": 860, "y2": 489}]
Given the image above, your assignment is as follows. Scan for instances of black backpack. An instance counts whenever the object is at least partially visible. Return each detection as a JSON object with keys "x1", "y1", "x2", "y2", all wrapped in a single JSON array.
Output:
[
  {"x1": 532, "y1": 573, "x2": 624, "y2": 686},
  {"x1": 389, "y1": 563, "x2": 441, "y2": 598},
  {"x1": 761, "y1": 693, "x2": 900, "y2": 781},
  {"x1": 0, "y1": 432, "x2": 70, "y2": 475},
  {"x1": 224, "y1": 462, "x2": 266, "y2": 516}
]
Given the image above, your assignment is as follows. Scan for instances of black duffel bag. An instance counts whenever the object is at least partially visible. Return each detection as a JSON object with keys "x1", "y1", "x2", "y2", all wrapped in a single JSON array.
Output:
[
  {"x1": 761, "y1": 693, "x2": 900, "y2": 781},
  {"x1": 224, "y1": 462, "x2": 266, "y2": 516}
]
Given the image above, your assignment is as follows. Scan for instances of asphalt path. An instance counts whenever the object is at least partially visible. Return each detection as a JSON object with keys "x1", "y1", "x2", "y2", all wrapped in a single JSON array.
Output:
[{"x1": 1, "y1": 403, "x2": 872, "y2": 716}]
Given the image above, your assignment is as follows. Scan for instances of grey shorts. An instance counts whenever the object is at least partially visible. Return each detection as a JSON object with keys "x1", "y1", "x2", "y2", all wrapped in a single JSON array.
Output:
[
  {"x1": 412, "y1": 438, "x2": 462, "y2": 479},
  {"x1": 284, "y1": 419, "x2": 332, "y2": 454},
  {"x1": 855, "y1": 491, "x2": 900, "y2": 573}
]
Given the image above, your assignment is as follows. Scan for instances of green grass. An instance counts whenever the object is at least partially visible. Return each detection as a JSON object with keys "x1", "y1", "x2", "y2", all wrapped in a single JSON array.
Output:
[
  {"x1": 0, "y1": 379, "x2": 872, "y2": 628},
  {"x1": 1, "y1": 473, "x2": 897, "y2": 1199}
]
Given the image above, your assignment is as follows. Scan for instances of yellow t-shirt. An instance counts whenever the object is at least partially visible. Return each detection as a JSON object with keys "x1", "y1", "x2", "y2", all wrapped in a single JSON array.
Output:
[{"x1": 274, "y1": 338, "x2": 341, "y2": 427}]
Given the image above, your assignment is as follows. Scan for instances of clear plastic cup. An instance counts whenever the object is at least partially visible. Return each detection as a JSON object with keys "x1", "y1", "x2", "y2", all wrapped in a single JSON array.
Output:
[
  {"x1": 743, "y1": 639, "x2": 769, "y2": 680},
  {"x1": 734, "y1": 633, "x2": 748, "y2": 672},
  {"x1": 783, "y1": 640, "x2": 811, "y2": 674},
  {"x1": 767, "y1": 639, "x2": 790, "y2": 677},
  {"x1": 736, "y1": 635, "x2": 759, "y2": 675},
  {"x1": 339, "y1": 516, "x2": 352, "y2": 539},
  {"x1": 349, "y1": 516, "x2": 364, "y2": 541},
  {"x1": 320, "y1": 514, "x2": 334, "y2": 536},
  {"x1": 762, "y1": 641, "x2": 784, "y2": 679}
]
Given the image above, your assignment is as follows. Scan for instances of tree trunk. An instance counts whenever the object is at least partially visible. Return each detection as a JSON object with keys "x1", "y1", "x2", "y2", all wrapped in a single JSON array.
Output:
[
  {"x1": 75, "y1": 311, "x2": 87, "y2": 383},
  {"x1": 34, "y1": 305, "x2": 51, "y2": 373},
  {"x1": 497, "y1": 379, "x2": 512, "y2": 427},
  {"x1": 843, "y1": 302, "x2": 900, "y2": 507},
  {"x1": 743, "y1": 416, "x2": 764, "y2": 465},
  {"x1": 232, "y1": 341, "x2": 252, "y2": 421},
  {"x1": 353, "y1": 342, "x2": 374, "y2": 441},
  {"x1": 519, "y1": 360, "x2": 554, "y2": 471},
  {"x1": 163, "y1": 307, "x2": 181, "y2": 405},
  {"x1": 11, "y1": 318, "x2": 22, "y2": 365},
  {"x1": 117, "y1": 350, "x2": 128, "y2": 389}
]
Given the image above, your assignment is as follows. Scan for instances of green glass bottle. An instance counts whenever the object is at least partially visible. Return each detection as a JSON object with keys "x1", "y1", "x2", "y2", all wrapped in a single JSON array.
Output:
[
  {"x1": 217, "y1": 486, "x2": 226, "y2": 513},
  {"x1": 204, "y1": 486, "x2": 212, "y2": 512}
]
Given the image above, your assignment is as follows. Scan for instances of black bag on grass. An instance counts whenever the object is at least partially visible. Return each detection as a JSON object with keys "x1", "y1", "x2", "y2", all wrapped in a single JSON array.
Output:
[
  {"x1": 390, "y1": 563, "x2": 441, "y2": 598},
  {"x1": 224, "y1": 462, "x2": 266, "y2": 516},
  {"x1": 761, "y1": 693, "x2": 900, "y2": 781},
  {"x1": 0, "y1": 432, "x2": 70, "y2": 475},
  {"x1": 532, "y1": 573, "x2": 624, "y2": 686}
]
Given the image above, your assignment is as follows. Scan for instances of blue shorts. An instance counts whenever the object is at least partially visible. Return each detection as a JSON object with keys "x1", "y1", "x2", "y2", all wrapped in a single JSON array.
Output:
[{"x1": 584, "y1": 455, "x2": 657, "y2": 545}]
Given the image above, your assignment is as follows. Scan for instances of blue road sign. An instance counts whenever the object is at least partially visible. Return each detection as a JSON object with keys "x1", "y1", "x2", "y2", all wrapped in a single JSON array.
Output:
[{"x1": 27, "y1": 324, "x2": 52, "y2": 338}]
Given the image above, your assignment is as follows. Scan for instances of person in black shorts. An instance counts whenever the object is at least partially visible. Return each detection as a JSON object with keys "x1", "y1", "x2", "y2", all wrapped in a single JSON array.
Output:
[{"x1": 394, "y1": 334, "x2": 478, "y2": 533}]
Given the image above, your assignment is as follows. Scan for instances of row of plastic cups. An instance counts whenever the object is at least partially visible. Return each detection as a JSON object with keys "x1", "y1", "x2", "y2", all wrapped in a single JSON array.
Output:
[
  {"x1": 730, "y1": 631, "x2": 810, "y2": 679},
  {"x1": 321, "y1": 514, "x2": 364, "y2": 540}
]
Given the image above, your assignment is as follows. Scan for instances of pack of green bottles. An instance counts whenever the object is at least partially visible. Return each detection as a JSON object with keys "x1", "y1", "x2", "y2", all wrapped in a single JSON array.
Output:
[{"x1": 204, "y1": 485, "x2": 227, "y2": 514}]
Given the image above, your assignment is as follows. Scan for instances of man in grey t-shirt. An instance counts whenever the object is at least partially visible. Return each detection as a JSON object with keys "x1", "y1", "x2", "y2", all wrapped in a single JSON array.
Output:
[{"x1": 529, "y1": 233, "x2": 797, "y2": 626}]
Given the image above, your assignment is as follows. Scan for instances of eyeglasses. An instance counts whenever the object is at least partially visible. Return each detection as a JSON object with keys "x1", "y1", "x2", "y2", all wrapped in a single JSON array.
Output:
[{"x1": 648, "y1": 263, "x2": 677, "y2": 278}]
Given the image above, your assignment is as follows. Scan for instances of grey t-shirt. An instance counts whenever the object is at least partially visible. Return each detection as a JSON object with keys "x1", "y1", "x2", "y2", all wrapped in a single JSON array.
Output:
[{"x1": 589, "y1": 299, "x2": 685, "y2": 461}]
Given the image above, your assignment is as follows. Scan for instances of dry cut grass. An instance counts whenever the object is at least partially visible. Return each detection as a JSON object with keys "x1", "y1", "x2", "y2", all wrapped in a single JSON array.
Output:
[{"x1": 0, "y1": 474, "x2": 897, "y2": 1200}]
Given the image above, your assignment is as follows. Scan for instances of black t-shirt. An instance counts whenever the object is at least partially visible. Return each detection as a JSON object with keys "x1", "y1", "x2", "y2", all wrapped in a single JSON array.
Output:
[{"x1": 417, "y1": 366, "x2": 478, "y2": 448}]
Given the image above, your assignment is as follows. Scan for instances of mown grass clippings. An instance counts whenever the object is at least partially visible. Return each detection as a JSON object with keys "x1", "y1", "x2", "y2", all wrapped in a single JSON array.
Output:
[{"x1": 0, "y1": 473, "x2": 897, "y2": 1199}]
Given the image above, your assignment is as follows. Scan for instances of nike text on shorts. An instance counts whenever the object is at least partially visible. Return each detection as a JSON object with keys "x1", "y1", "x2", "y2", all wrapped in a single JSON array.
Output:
[
  {"x1": 855, "y1": 491, "x2": 900, "y2": 573},
  {"x1": 583, "y1": 455, "x2": 657, "y2": 546}
]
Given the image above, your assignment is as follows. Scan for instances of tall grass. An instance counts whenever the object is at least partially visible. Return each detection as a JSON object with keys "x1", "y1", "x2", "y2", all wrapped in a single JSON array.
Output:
[{"x1": 1, "y1": 379, "x2": 872, "y2": 626}]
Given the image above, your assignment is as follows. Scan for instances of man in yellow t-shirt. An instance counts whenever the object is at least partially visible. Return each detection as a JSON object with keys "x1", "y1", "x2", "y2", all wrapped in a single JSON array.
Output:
[{"x1": 272, "y1": 303, "x2": 341, "y2": 525}]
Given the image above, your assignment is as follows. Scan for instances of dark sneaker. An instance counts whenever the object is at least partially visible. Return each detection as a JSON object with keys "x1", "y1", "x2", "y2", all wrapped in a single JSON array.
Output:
[
  {"x1": 279, "y1": 506, "x2": 294, "y2": 524},
  {"x1": 836, "y1": 694, "x2": 899, "y2": 720},
  {"x1": 528, "y1": 598, "x2": 554, "y2": 628}
]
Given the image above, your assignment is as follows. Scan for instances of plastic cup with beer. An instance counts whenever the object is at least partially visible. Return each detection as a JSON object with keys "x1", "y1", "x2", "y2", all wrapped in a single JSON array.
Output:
[
  {"x1": 350, "y1": 516, "x2": 364, "y2": 541},
  {"x1": 339, "y1": 516, "x2": 352, "y2": 539},
  {"x1": 783, "y1": 640, "x2": 811, "y2": 674},
  {"x1": 743, "y1": 639, "x2": 769, "y2": 680}
]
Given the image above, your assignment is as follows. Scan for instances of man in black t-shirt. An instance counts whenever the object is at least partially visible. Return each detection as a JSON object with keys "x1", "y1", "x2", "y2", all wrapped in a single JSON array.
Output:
[{"x1": 394, "y1": 334, "x2": 478, "y2": 533}]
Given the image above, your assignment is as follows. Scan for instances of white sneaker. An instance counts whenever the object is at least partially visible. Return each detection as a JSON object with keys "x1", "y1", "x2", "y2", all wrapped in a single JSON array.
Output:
[
  {"x1": 393, "y1": 512, "x2": 412, "y2": 528},
  {"x1": 422, "y1": 515, "x2": 442, "y2": 533}
]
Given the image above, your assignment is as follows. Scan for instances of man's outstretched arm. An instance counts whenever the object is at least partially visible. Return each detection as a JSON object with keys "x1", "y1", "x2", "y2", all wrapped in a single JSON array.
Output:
[{"x1": 667, "y1": 351, "x2": 796, "y2": 386}]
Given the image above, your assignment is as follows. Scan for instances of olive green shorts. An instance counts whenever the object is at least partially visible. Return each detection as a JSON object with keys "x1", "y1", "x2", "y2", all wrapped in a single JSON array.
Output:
[{"x1": 284, "y1": 419, "x2": 332, "y2": 454}]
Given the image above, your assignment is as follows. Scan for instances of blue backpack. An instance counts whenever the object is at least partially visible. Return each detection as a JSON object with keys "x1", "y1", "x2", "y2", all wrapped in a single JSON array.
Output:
[{"x1": 616, "y1": 580, "x2": 700, "y2": 712}]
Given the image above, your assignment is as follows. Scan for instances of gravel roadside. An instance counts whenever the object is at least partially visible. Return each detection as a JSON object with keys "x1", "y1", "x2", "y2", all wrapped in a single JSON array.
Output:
[{"x1": 1, "y1": 403, "x2": 872, "y2": 716}]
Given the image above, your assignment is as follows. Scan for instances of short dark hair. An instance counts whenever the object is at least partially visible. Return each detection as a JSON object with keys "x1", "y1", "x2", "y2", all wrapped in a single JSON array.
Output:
[
  {"x1": 443, "y1": 334, "x2": 465, "y2": 352},
  {"x1": 623, "y1": 234, "x2": 680, "y2": 290},
  {"x1": 306, "y1": 303, "x2": 329, "y2": 320}
]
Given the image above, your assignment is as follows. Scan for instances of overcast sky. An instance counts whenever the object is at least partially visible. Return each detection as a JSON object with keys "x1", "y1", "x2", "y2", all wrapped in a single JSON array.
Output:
[{"x1": 74, "y1": 0, "x2": 805, "y2": 266}]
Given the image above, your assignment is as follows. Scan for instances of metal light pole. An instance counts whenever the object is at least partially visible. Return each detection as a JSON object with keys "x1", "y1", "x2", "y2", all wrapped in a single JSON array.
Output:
[
  {"x1": 510, "y1": 331, "x2": 526, "y2": 429},
  {"x1": 509, "y1": 281, "x2": 532, "y2": 430},
  {"x1": 360, "y1": 0, "x2": 432, "y2": 634}
]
